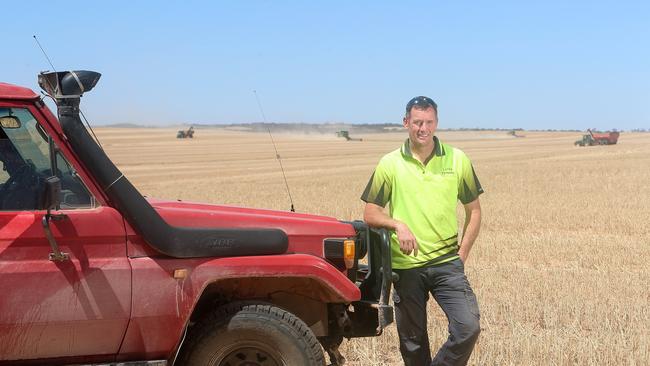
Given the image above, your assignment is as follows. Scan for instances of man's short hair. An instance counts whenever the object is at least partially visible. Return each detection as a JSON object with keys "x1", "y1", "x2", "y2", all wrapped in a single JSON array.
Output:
[{"x1": 405, "y1": 96, "x2": 437, "y2": 117}]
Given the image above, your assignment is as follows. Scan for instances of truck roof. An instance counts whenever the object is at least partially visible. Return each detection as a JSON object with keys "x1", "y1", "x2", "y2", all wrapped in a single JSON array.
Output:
[{"x1": 0, "y1": 82, "x2": 39, "y2": 100}]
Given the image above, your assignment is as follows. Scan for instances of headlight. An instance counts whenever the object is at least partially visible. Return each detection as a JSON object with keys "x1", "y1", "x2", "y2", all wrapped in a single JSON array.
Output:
[{"x1": 324, "y1": 238, "x2": 356, "y2": 269}]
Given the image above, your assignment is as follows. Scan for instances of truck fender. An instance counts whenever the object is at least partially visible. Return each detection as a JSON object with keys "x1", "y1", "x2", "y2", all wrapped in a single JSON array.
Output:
[
  {"x1": 121, "y1": 254, "x2": 359, "y2": 361},
  {"x1": 185, "y1": 254, "x2": 361, "y2": 323}
]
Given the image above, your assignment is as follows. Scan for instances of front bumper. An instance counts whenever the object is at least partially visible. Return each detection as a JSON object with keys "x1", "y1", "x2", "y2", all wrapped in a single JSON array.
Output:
[{"x1": 332, "y1": 222, "x2": 394, "y2": 337}]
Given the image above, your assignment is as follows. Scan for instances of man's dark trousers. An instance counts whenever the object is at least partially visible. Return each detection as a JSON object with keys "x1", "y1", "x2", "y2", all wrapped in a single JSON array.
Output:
[{"x1": 393, "y1": 258, "x2": 480, "y2": 366}]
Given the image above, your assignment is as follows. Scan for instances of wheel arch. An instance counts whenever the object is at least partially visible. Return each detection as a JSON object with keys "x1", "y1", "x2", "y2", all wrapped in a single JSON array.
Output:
[
  {"x1": 167, "y1": 254, "x2": 360, "y2": 363},
  {"x1": 189, "y1": 276, "x2": 345, "y2": 336}
]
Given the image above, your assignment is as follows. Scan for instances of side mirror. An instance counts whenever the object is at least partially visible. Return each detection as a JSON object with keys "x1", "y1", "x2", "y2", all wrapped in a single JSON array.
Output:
[
  {"x1": 0, "y1": 116, "x2": 20, "y2": 129},
  {"x1": 41, "y1": 176, "x2": 61, "y2": 211}
]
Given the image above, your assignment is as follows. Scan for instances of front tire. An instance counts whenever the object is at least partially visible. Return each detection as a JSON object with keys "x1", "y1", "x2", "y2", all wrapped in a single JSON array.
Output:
[{"x1": 179, "y1": 303, "x2": 325, "y2": 366}]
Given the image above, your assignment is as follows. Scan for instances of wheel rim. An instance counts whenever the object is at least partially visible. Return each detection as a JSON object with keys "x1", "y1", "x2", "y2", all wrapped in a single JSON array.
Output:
[{"x1": 214, "y1": 343, "x2": 283, "y2": 366}]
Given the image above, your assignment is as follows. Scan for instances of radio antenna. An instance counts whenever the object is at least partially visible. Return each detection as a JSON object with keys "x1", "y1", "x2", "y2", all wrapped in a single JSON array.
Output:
[
  {"x1": 32, "y1": 35, "x2": 104, "y2": 150},
  {"x1": 33, "y1": 35, "x2": 57, "y2": 72},
  {"x1": 253, "y1": 90, "x2": 295, "y2": 212}
]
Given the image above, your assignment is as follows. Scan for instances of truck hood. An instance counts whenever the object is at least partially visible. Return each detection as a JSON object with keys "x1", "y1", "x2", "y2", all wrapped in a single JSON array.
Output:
[{"x1": 146, "y1": 198, "x2": 356, "y2": 255}]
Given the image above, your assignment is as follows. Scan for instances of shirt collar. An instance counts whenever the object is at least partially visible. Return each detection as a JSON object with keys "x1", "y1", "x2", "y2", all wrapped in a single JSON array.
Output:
[{"x1": 401, "y1": 136, "x2": 445, "y2": 160}]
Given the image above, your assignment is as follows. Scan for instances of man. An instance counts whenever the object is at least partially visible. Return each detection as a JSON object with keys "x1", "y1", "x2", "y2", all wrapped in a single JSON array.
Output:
[{"x1": 361, "y1": 96, "x2": 483, "y2": 366}]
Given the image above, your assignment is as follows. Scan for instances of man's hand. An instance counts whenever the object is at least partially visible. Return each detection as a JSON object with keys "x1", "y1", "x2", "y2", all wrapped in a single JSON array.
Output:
[
  {"x1": 395, "y1": 221, "x2": 419, "y2": 256},
  {"x1": 459, "y1": 198, "x2": 482, "y2": 265},
  {"x1": 364, "y1": 203, "x2": 419, "y2": 256},
  {"x1": 458, "y1": 248, "x2": 468, "y2": 264}
]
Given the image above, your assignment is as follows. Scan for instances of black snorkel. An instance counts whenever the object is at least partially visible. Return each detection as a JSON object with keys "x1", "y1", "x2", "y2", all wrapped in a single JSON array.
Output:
[{"x1": 38, "y1": 71, "x2": 288, "y2": 258}]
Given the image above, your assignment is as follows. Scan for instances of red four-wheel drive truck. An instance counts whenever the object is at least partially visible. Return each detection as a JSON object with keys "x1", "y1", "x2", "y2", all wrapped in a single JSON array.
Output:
[{"x1": 0, "y1": 71, "x2": 394, "y2": 366}]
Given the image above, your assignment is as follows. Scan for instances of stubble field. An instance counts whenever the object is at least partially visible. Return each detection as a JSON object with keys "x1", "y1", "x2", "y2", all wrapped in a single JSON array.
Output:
[{"x1": 97, "y1": 127, "x2": 650, "y2": 365}]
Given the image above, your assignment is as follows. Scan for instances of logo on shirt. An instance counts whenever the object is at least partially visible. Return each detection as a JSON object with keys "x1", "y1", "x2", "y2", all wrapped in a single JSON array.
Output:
[{"x1": 440, "y1": 167, "x2": 455, "y2": 176}]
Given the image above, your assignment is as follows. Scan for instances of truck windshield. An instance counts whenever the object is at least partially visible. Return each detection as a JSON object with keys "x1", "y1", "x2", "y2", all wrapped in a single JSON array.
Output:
[{"x1": 0, "y1": 108, "x2": 97, "y2": 210}]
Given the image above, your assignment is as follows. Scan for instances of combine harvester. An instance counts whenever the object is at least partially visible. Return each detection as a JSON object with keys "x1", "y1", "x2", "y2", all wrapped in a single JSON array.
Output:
[
  {"x1": 508, "y1": 130, "x2": 525, "y2": 138},
  {"x1": 575, "y1": 129, "x2": 620, "y2": 146},
  {"x1": 336, "y1": 130, "x2": 362, "y2": 141},
  {"x1": 176, "y1": 125, "x2": 194, "y2": 138}
]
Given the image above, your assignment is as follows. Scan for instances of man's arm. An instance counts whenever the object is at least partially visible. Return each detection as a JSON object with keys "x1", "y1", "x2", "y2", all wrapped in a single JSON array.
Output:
[
  {"x1": 458, "y1": 198, "x2": 482, "y2": 263},
  {"x1": 364, "y1": 202, "x2": 418, "y2": 256}
]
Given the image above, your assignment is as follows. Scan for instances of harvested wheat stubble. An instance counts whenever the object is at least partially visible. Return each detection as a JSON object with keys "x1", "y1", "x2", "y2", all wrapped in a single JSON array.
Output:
[{"x1": 97, "y1": 127, "x2": 650, "y2": 366}]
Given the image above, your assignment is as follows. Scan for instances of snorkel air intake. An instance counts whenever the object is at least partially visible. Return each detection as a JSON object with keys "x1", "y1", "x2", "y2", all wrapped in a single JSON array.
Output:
[{"x1": 38, "y1": 71, "x2": 288, "y2": 258}]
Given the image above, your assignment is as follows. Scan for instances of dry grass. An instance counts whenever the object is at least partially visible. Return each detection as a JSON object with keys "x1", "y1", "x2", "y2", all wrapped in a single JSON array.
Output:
[{"x1": 97, "y1": 127, "x2": 650, "y2": 365}]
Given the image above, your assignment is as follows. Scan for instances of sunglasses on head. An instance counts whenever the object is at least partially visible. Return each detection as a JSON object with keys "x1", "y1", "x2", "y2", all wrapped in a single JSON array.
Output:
[{"x1": 406, "y1": 96, "x2": 437, "y2": 112}]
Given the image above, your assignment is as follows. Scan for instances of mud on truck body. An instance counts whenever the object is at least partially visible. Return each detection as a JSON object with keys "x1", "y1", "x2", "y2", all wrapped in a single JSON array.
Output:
[{"x1": 0, "y1": 71, "x2": 393, "y2": 366}]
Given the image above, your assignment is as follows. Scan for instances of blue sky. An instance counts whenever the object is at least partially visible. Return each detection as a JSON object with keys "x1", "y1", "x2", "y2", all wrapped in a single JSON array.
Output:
[{"x1": 2, "y1": 1, "x2": 648, "y2": 130}]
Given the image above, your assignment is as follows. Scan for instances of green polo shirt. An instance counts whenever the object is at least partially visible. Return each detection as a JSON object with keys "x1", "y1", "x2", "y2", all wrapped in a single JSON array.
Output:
[{"x1": 361, "y1": 136, "x2": 484, "y2": 269}]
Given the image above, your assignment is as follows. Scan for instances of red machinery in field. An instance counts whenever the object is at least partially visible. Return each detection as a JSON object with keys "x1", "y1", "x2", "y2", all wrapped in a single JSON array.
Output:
[{"x1": 575, "y1": 129, "x2": 620, "y2": 146}]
